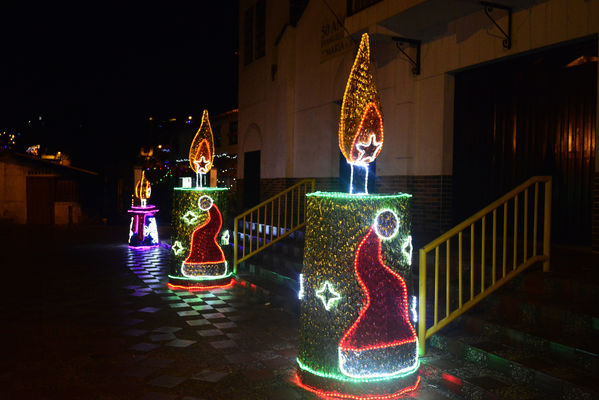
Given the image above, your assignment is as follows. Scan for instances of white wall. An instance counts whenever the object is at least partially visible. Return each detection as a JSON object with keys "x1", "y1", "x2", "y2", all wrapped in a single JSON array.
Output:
[{"x1": 238, "y1": 0, "x2": 599, "y2": 179}]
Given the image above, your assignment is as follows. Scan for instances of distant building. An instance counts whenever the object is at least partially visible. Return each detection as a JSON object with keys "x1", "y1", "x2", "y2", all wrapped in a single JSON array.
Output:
[
  {"x1": 238, "y1": 0, "x2": 599, "y2": 247},
  {"x1": 0, "y1": 152, "x2": 99, "y2": 224},
  {"x1": 212, "y1": 109, "x2": 239, "y2": 192}
]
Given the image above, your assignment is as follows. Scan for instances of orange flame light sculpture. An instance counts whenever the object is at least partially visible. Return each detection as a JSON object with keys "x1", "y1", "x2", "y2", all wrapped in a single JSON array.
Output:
[
  {"x1": 135, "y1": 170, "x2": 152, "y2": 206},
  {"x1": 339, "y1": 33, "x2": 383, "y2": 194},
  {"x1": 189, "y1": 110, "x2": 215, "y2": 187}
]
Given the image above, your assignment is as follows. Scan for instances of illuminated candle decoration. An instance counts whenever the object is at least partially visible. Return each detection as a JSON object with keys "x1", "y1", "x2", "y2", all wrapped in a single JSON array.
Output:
[
  {"x1": 296, "y1": 33, "x2": 418, "y2": 398},
  {"x1": 339, "y1": 33, "x2": 384, "y2": 194},
  {"x1": 169, "y1": 187, "x2": 231, "y2": 288},
  {"x1": 297, "y1": 193, "x2": 418, "y2": 398},
  {"x1": 169, "y1": 109, "x2": 230, "y2": 289},
  {"x1": 189, "y1": 110, "x2": 215, "y2": 188},
  {"x1": 128, "y1": 171, "x2": 159, "y2": 249}
]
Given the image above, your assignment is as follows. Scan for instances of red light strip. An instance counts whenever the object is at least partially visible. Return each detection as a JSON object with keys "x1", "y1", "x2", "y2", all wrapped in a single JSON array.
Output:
[
  {"x1": 339, "y1": 227, "x2": 417, "y2": 353},
  {"x1": 167, "y1": 279, "x2": 235, "y2": 292},
  {"x1": 184, "y1": 202, "x2": 226, "y2": 265},
  {"x1": 294, "y1": 374, "x2": 420, "y2": 399}
]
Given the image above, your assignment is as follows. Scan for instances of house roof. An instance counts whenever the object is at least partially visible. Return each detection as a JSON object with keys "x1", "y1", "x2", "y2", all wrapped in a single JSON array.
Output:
[{"x1": 0, "y1": 151, "x2": 99, "y2": 176}]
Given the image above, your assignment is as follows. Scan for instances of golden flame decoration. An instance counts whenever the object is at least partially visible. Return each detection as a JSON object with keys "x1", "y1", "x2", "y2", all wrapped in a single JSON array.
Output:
[
  {"x1": 339, "y1": 33, "x2": 384, "y2": 165},
  {"x1": 189, "y1": 109, "x2": 215, "y2": 174},
  {"x1": 135, "y1": 170, "x2": 151, "y2": 200}
]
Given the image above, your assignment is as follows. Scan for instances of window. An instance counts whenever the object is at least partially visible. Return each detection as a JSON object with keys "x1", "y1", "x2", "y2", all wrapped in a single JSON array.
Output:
[{"x1": 243, "y1": 0, "x2": 266, "y2": 65}]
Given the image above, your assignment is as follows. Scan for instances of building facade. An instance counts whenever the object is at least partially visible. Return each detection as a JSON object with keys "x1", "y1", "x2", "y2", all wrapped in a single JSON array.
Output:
[{"x1": 238, "y1": 0, "x2": 598, "y2": 247}]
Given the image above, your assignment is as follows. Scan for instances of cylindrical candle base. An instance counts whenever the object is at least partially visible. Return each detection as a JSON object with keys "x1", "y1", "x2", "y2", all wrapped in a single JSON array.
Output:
[{"x1": 297, "y1": 191, "x2": 419, "y2": 398}]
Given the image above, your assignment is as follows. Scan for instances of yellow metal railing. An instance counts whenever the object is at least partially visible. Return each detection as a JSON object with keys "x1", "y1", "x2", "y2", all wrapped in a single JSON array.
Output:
[
  {"x1": 233, "y1": 179, "x2": 315, "y2": 273},
  {"x1": 418, "y1": 176, "x2": 552, "y2": 355}
]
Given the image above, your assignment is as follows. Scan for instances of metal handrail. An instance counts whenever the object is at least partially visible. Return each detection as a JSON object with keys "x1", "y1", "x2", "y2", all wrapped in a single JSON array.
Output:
[
  {"x1": 418, "y1": 176, "x2": 552, "y2": 355},
  {"x1": 233, "y1": 179, "x2": 316, "y2": 273}
]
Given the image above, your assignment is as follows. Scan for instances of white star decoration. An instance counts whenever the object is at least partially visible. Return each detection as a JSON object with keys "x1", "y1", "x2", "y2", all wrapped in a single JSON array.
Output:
[
  {"x1": 194, "y1": 156, "x2": 210, "y2": 174},
  {"x1": 181, "y1": 210, "x2": 199, "y2": 225},
  {"x1": 171, "y1": 240, "x2": 184, "y2": 256},
  {"x1": 355, "y1": 134, "x2": 382, "y2": 165},
  {"x1": 315, "y1": 281, "x2": 342, "y2": 311}
]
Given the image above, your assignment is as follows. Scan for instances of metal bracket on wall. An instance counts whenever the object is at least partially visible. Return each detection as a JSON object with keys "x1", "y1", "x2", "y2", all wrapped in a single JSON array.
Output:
[
  {"x1": 481, "y1": 1, "x2": 512, "y2": 49},
  {"x1": 392, "y1": 37, "x2": 421, "y2": 75}
]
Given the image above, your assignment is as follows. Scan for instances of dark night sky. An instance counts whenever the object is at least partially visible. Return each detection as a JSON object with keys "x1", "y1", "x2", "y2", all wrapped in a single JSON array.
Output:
[{"x1": 0, "y1": 2, "x2": 239, "y2": 172}]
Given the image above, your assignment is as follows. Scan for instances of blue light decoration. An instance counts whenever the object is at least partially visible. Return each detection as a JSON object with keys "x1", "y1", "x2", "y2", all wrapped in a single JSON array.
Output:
[
  {"x1": 295, "y1": 34, "x2": 420, "y2": 399},
  {"x1": 128, "y1": 171, "x2": 160, "y2": 249}
]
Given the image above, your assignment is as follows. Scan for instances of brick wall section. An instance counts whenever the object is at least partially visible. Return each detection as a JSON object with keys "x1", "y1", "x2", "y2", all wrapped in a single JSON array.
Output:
[
  {"x1": 593, "y1": 172, "x2": 599, "y2": 252},
  {"x1": 376, "y1": 175, "x2": 453, "y2": 237},
  {"x1": 259, "y1": 177, "x2": 343, "y2": 201},
  {"x1": 255, "y1": 176, "x2": 452, "y2": 237}
]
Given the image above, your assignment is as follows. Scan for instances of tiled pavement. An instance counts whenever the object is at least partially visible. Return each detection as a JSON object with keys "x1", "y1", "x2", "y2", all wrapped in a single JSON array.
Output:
[
  {"x1": 2, "y1": 226, "x2": 446, "y2": 400},
  {"x1": 114, "y1": 246, "x2": 312, "y2": 400}
]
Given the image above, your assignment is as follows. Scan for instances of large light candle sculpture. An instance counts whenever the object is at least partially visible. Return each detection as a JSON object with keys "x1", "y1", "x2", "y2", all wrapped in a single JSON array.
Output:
[
  {"x1": 128, "y1": 171, "x2": 160, "y2": 248},
  {"x1": 168, "y1": 110, "x2": 232, "y2": 290},
  {"x1": 296, "y1": 34, "x2": 419, "y2": 399}
]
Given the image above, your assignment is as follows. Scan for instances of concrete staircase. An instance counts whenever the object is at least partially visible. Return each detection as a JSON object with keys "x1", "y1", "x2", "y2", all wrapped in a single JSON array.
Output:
[
  {"x1": 233, "y1": 220, "x2": 303, "y2": 312},
  {"x1": 421, "y1": 247, "x2": 599, "y2": 400}
]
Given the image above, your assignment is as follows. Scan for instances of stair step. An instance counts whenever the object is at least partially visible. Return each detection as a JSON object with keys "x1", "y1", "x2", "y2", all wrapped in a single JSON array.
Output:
[
  {"x1": 460, "y1": 313, "x2": 599, "y2": 373},
  {"x1": 235, "y1": 262, "x2": 299, "y2": 315},
  {"x1": 421, "y1": 347, "x2": 554, "y2": 400},
  {"x1": 483, "y1": 288, "x2": 599, "y2": 340},
  {"x1": 514, "y1": 270, "x2": 599, "y2": 305},
  {"x1": 431, "y1": 329, "x2": 599, "y2": 399}
]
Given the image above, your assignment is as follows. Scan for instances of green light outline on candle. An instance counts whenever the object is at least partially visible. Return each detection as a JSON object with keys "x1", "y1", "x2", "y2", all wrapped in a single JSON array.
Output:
[
  {"x1": 306, "y1": 191, "x2": 412, "y2": 200},
  {"x1": 296, "y1": 357, "x2": 420, "y2": 383}
]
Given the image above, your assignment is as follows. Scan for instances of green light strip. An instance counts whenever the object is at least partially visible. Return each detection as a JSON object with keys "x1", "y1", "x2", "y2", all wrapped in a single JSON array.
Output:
[
  {"x1": 168, "y1": 272, "x2": 233, "y2": 281},
  {"x1": 174, "y1": 187, "x2": 229, "y2": 192},
  {"x1": 296, "y1": 358, "x2": 420, "y2": 383},
  {"x1": 306, "y1": 191, "x2": 412, "y2": 199}
]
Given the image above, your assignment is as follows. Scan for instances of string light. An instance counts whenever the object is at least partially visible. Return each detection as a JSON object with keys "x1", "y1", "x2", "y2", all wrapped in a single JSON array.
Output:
[
  {"x1": 297, "y1": 193, "x2": 416, "y2": 397},
  {"x1": 169, "y1": 187, "x2": 230, "y2": 288},
  {"x1": 401, "y1": 236, "x2": 413, "y2": 265},
  {"x1": 167, "y1": 279, "x2": 236, "y2": 292},
  {"x1": 296, "y1": 358, "x2": 420, "y2": 383},
  {"x1": 410, "y1": 296, "x2": 418, "y2": 323},
  {"x1": 338, "y1": 226, "x2": 418, "y2": 379},
  {"x1": 220, "y1": 230, "x2": 230, "y2": 246},
  {"x1": 315, "y1": 281, "x2": 342, "y2": 311},
  {"x1": 298, "y1": 274, "x2": 305, "y2": 300},
  {"x1": 181, "y1": 197, "x2": 226, "y2": 278},
  {"x1": 181, "y1": 211, "x2": 200, "y2": 225},
  {"x1": 171, "y1": 241, "x2": 184, "y2": 256},
  {"x1": 189, "y1": 110, "x2": 215, "y2": 188},
  {"x1": 293, "y1": 374, "x2": 420, "y2": 400}
]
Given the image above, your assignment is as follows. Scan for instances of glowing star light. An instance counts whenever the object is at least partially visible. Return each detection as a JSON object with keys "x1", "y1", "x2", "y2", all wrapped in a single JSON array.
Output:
[
  {"x1": 181, "y1": 210, "x2": 199, "y2": 225},
  {"x1": 316, "y1": 281, "x2": 341, "y2": 311},
  {"x1": 172, "y1": 240, "x2": 184, "y2": 256},
  {"x1": 402, "y1": 235, "x2": 413, "y2": 265},
  {"x1": 339, "y1": 33, "x2": 384, "y2": 194},
  {"x1": 355, "y1": 134, "x2": 382, "y2": 165},
  {"x1": 220, "y1": 230, "x2": 230, "y2": 246},
  {"x1": 298, "y1": 274, "x2": 305, "y2": 300},
  {"x1": 189, "y1": 110, "x2": 215, "y2": 187}
]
